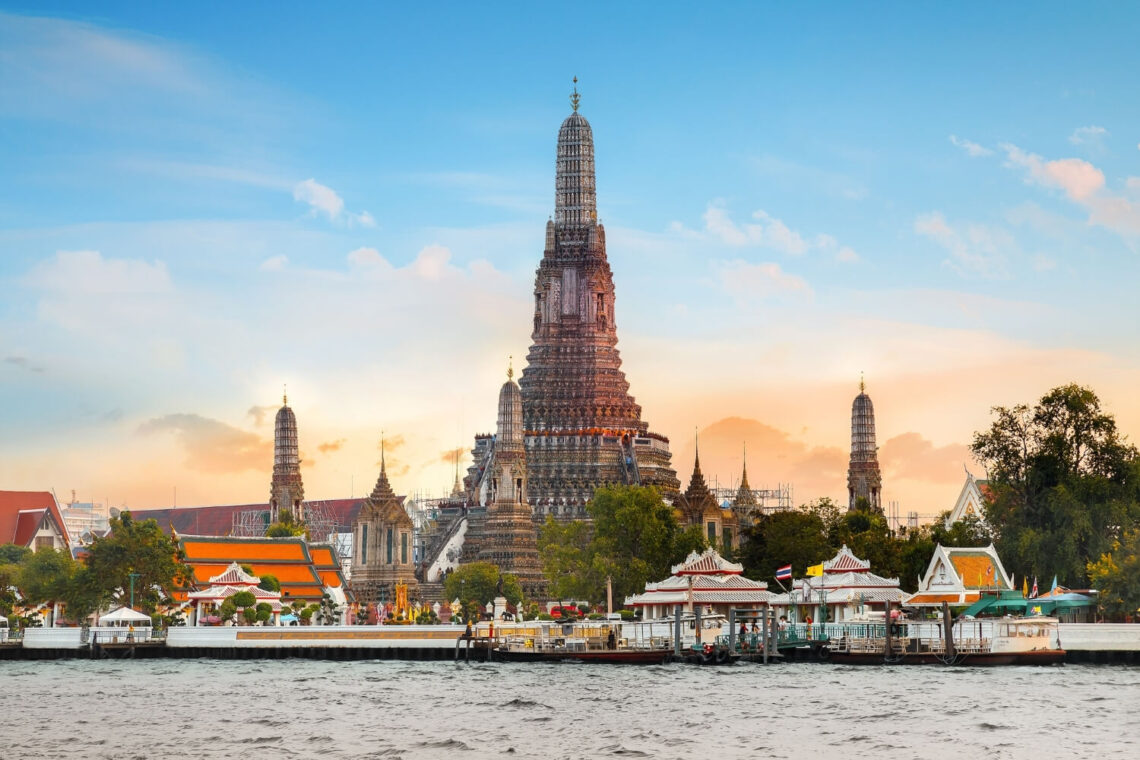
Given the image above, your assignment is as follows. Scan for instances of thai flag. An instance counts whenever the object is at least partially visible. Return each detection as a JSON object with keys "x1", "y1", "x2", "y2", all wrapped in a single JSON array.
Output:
[
  {"x1": 776, "y1": 565, "x2": 792, "y2": 581},
  {"x1": 1030, "y1": 576, "x2": 1038, "y2": 598}
]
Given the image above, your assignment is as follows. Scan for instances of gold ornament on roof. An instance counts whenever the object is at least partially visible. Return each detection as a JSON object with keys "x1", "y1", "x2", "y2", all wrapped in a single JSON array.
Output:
[
  {"x1": 507, "y1": 355, "x2": 514, "y2": 381},
  {"x1": 570, "y1": 76, "x2": 581, "y2": 112}
]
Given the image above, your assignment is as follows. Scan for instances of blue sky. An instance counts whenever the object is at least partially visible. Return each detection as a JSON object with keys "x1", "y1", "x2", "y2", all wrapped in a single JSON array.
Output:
[{"x1": 2, "y1": 3, "x2": 1138, "y2": 513}]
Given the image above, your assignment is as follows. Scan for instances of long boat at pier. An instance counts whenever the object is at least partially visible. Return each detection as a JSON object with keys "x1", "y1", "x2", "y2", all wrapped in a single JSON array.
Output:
[{"x1": 818, "y1": 614, "x2": 1065, "y2": 665}]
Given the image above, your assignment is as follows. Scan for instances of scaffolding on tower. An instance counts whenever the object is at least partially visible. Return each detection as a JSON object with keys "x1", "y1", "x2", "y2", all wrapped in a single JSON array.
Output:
[{"x1": 231, "y1": 509, "x2": 270, "y2": 537}]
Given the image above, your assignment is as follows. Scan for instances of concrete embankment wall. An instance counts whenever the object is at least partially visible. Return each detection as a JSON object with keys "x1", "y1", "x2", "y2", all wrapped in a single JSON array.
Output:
[{"x1": 1060, "y1": 624, "x2": 1140, "y2": 663}]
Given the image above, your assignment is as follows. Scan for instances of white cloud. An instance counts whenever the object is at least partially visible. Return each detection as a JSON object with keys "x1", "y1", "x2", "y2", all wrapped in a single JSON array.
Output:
[
  {"x1": 1001, "y1": 143, "x2": 1140, "y2": 238},
  {"x1": 682, "y1": 202, "x2": 854, "y2": 260},
  {"x1": 259, "y1": 255, "x2": 288, "y2": 272},
  {"x1": 1000, "y1": 143, "x2": 1104, "y2": 201},
  {"x1": 292, "y1": 178, "x2": 376, "y2": 228},
  {"x1": 949, "y1": 135, "x2": 992, "y2": 157},
  {"x1": 914, "y1": 212, "x2": 1012, "y2": 278},
  {"x1": 717, "y1": 260, "x2": 812, "y2": 301},
  {"x1": 836, "y1": 246, "x2": 860, "y2": 263},
  {"x1": 24, "y1": 250, "x2": 171, "y2": 294},
  {"x1": 1068, "y1": 125, "x2": 1108, "y2": 146},
  {"x1": 293, "y1": 178, "x2": 345, "y2": 220}
]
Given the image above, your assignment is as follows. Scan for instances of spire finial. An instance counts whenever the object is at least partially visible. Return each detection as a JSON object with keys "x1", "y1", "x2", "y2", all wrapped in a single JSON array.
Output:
[
  {"x1": 570, "y1": 76, "x2": 580, "y2": 112},
  {"x1": 380, "y1": 430, "x2": 386, "y2": 473},
  {"x1": 507, "y1": 355, "x2": 514, "y2": 381},
  {"x1": 283, "y1": 384, "x2": 287, "y2": 406},
  {"x1": 860, "y1": 371, "x2": 865, "y2": 394}
]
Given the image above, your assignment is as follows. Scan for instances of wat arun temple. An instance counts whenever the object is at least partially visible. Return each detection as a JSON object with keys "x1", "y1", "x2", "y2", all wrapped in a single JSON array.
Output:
[{"x1": 465, "y1": 83, "x2": 679, "y2": 522}]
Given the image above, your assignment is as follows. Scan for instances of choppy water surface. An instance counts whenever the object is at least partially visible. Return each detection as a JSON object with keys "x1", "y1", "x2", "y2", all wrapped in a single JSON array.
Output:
[{"x1": 2, "y1": 659, "x2": 1138, "y2": 759}]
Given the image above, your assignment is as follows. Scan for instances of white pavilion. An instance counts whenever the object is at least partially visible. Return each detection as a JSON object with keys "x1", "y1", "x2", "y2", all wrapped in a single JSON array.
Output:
[{"x1": 624, "y1": 547, "x2": 776, "y2": 620}]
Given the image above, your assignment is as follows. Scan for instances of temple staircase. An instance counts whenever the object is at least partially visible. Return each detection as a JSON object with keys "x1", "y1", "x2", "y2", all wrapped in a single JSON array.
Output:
[
  {"x1": 418, "y1": 581, "x2": 447, "y2": 606},
  {"x1": 621, "y1": 437, "x2": 642, "y2": 486}
]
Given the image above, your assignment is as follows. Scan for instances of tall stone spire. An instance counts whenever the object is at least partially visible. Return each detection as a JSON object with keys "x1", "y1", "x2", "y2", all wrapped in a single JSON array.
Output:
[
  {"x1": 847, "y1": 375, "x2": 883, "y2": 512},
  {"x1": 518, "y1": 81, "x2": 679, "y2": 517},
  {"x1": 478, "y1": 363, "x2": 546, "y2": 598},
  {"x1": 269, "y1": 390, "x2": 305, "y2": 523}
]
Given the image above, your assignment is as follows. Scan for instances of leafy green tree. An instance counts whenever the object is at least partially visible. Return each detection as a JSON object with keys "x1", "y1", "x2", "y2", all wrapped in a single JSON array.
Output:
[
  {"x1": 16, "y1": 548, "x2": 104, "y2": 622},
  {"x1": 0, "y1": 544, "x2": 32, "y2": 565},
  {"x1": 930, "y1": 512, "x2": 992, "y2": 547},
  {"x1": 738, "y1": 506, "x2": 831, "y2": 584},
  {"x1": 538, "y1": 518, "x2": 598, "y2": 603},
  {"x1": 444, "y1": 562, "x2": 522, "y2": 609},
  {"x1": 587, "y1": 485, "x2": 698, "y2": 604},
  {"x1": 257, "y1": 574, "x2": 281, "y2": 592},
  {"x1": 84, "y1": 511, "x2": 188, "y2": 613},
  {"x1": 971, "y1": 384, "x2": 1140, "y2": 586},
  {"x1": 266, "y1": 510, "x2": 307, "y2": 538},
  {"x1": 1088, "y1": 528, "x2": 1140, "y2": 621}
]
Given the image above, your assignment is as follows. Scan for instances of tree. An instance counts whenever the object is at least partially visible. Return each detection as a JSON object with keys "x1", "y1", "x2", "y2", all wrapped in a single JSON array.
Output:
[
  {"x1": 315, "y1": 593, "x2": 341, "y2": 625},
  {"x1": 83, "y1": 511, "x2": 189, "y2": 613},
  {"x1": 16, "y1": 549, "x2": 106, "y2": 625},
  {"x1": 0, "y1": 543, "x2": 31, "y2": 565},
  {"x1": 538, "y1": 518, "x2": 598, "y2": 603},
  {"x1": 587, "y1": 485, "x2": 699, "y2": 604},
  {"x1": 257, "y1": 574, "x2": 281, "y2": 592},
  {"x1": 971, "y1": 384, "x2": 1140, "y2": 586},
  {"x1": 738, "y1": 507, "x2": 831, "y2": 584},
  {"x1": 266, "y1": 510, "x2": 307, "y2": 538},
  {"x1": 1088, "y1": 529, "x2": 1140, "y2": 621},
  {"x1": 444, "y1": 562, "x2": 523, "y2": 611}
]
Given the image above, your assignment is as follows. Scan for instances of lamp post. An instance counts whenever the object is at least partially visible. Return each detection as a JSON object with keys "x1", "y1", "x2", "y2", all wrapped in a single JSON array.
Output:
[{"x1": 128, "y1": 572, "x2": 141, "y2": 610}]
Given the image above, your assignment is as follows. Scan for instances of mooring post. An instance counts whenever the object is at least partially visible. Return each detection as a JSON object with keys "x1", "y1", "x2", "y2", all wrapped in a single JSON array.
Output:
[
  {"x1": 728, "y1": 609, "x2": 737, "y2": 653},
  {"x1": 673, "y1": 604, "x2": 682, "y2": 657},
  {"x1": 883, "y1": 600, "x2": 893, "y2": 663},
  {"x1": 942, "y1": 600, "x2": 955, "y2": 660},
  {"x1": 694, "y1": 605, "x2": 702, "y2": 646},
  {"x1": 762, "y1": 607, "x2": 769, "y2": 664}
]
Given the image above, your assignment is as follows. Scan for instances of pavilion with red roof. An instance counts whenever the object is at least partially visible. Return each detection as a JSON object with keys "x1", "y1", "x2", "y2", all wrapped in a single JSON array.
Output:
[{"x1": 624, "y1": 547, "x2": 776, "y2": 619}]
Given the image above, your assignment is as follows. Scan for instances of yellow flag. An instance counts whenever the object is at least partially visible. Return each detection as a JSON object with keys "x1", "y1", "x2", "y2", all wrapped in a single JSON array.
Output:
[
  {"x1": 1022, "y1": 576, "x2": 1028, "y2": 596},
  {"x1": 807, "y1": 564, "x2": 824, "y2": 577}
]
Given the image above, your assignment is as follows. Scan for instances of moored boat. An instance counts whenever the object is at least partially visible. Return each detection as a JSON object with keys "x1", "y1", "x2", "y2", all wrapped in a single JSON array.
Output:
[
  {"x1": 824, "y1": 614, "x2": 1065, "y2": 665},
  {"x1": 487, "y1": 619, "x2": 673, "y2": 664}
]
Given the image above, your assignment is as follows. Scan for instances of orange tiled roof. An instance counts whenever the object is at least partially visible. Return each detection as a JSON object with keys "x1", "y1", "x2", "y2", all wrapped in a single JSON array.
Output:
[
  {"x1": 177, "y1": 535, "x2": 351, "y2": 604},
  {"x1": 182, "y1": 538, "x2": 309, "y2": 562},
  {"x1": 950, "y1": 554, "x2": 1000, "y2": 588}
]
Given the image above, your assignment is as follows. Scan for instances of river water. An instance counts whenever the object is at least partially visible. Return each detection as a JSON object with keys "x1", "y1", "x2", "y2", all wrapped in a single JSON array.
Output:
[{"x1": 2, "y1": 659, "x2": 1138, "y2": 759}]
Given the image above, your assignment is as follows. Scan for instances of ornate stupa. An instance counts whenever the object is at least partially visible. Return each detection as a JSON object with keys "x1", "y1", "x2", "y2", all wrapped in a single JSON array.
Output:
[
  {"x1": 269, "y1": 389, "x2": 305, "y2": 522},
  {"x1": 517, "y1": 79, "x2": 679, "y2": 519},
  {"x1": 847, "y1": 376, "x2": 883, "y2": 512},
  {"x1": 476, "y1": 363, "x2": 547, "y2": 598}
]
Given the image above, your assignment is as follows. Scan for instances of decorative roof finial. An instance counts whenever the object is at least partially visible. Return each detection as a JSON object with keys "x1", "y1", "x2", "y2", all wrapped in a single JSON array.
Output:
[
  {"x1": 380, "y1": 430, "x2": 386, "y2": 473},
  {"x1": 283, "y1": 384, "x2": 288, "y2": 405},
  {"x1": 570, "y1": 76, "x2": 580, "y2": 112},
  {"x1": 860, "y1": 371, "x2": 865, "y2": 394},
  {"x1": 507, "y1": 355, "x2": 514, "y2": 381}
]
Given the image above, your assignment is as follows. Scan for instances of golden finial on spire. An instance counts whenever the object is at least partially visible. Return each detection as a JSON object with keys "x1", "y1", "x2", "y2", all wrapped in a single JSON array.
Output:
[
  {"x1": 380, "y1": 430, "x2": 386, "y2": 471},
  {"x1": 283, "y1": 384, "x2": 288, "y2": 405},
  {"x1": 860, "y1": 371, "x2": 865, "y2": 394},
  {"x1": 507, "y1": 355, "x2": 514, "y2": 381},
  {"x1": 570, "y1": 76, "x2": 580, "y2": 112}
]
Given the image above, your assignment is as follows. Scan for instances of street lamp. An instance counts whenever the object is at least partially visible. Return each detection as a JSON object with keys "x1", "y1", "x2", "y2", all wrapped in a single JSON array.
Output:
[{"x1": 128, "y1": 572, "x2": 142, "y2": 610}]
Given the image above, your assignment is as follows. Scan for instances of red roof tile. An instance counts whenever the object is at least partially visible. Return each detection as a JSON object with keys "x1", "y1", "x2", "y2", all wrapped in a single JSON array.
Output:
[
  {"x1": 133, "y1": 498, "x2": 369, "y2": 537},
  {"x1": 0, "y1": 490, "x2": 70, "y2": 547}
]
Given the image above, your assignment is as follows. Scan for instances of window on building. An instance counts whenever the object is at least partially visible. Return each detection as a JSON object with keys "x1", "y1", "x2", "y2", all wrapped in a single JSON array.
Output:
[
  {"x1": 401, "y1": 533, "x2": 408, "y2": 565},
  {"x1": 723, "y1": 528, "x2": 733, "y2": 548},
  {"x1": 706, "y1": 521, "x2": 717, "y2": 543},
  {"x1": 360, "y1": 524, "x2": 368, "y2": 564},
  {"x1": 35, "y1": 536, "x2": 54, "y2": 552},
  {"x1": 386, "y1": 528, "x2": 394, "y2": 564}
]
